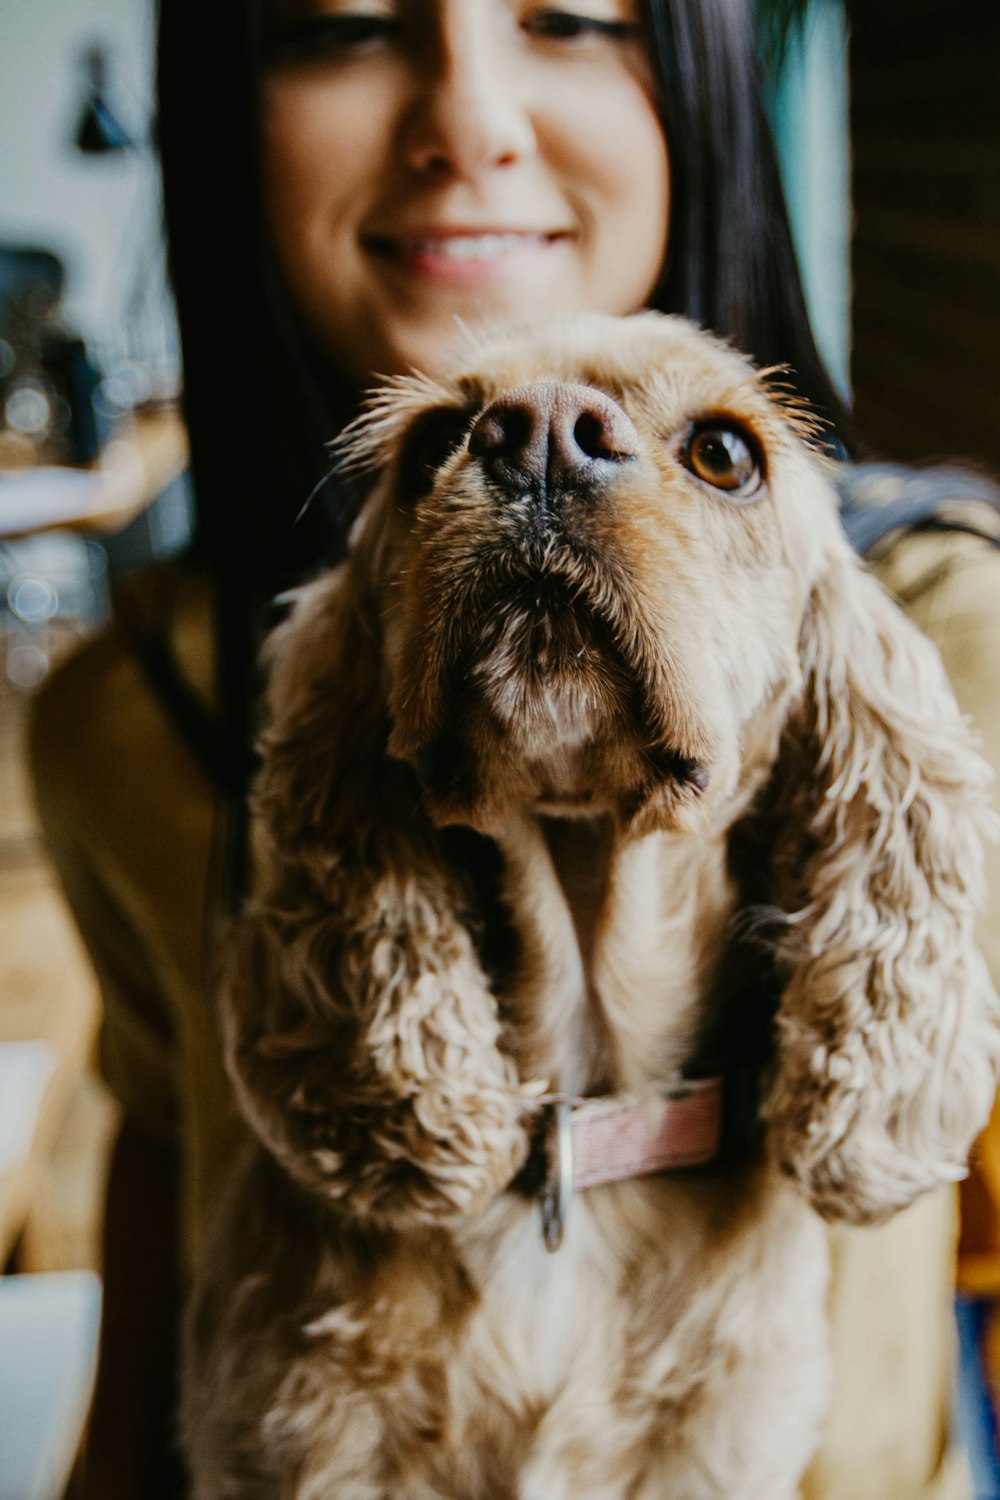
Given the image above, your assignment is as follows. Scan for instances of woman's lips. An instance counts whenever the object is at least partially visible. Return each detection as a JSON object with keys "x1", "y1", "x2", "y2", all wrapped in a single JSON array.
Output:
[{"x1": 364, "y1": 229, "x2": 568, "y2": 284}]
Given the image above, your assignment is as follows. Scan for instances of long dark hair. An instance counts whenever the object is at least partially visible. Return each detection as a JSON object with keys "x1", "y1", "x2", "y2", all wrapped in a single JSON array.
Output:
[{"x1": 155, "y1": 0, "x2": 847, "y2": 810}]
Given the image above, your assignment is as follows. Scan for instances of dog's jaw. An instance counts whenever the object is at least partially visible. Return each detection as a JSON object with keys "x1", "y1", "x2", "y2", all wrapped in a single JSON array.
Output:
[
  {"x1": 393, "y1": 690, "x2": 714, "y2": 836},
  {"x1": 386, "y1": 543, "x2": 719, "y2": 833},
  {"x1": 478, "y1": 663, "x2": 601, "y2": 814}
]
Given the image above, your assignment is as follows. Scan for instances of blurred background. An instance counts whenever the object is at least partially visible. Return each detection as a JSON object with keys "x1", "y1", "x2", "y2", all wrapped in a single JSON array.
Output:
[
  {"x1": 0, "y1": 0, "x2": 998, "y2": 1495},
  {"x1": 1, "y1": 4, "x2": 187, "y2": 1496}
]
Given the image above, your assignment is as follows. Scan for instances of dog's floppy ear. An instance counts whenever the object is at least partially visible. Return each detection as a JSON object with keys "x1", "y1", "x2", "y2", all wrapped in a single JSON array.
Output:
[
  {"x1": 252, "y1": 558, "x2": 387, "y2": 868},
  {"x1": 222, "y1": 550, "x2": 528, "y2": 1228},
  {"x1": 764, "y1": 539, "x2": 1000, "y2": 1224}
]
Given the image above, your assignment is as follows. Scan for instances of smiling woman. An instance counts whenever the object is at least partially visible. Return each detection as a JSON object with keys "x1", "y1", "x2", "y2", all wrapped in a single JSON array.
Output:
[
  {"x1": 260, "y1": 0, "x2": 671, "y2": 380},
  {"x1": 25, "y1": 0, "x2": 989, "y2": 1497}
]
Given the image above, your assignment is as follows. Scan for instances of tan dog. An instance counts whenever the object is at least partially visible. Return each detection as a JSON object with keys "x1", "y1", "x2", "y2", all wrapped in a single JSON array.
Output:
[{"x1": 184, "y1": 313, "x2": 1000, "y2": 1499}]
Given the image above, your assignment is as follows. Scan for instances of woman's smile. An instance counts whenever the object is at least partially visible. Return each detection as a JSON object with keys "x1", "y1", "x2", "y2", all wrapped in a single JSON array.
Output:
[{"x1": 362, "y1": 225, "x2": 572, "y2": 284}]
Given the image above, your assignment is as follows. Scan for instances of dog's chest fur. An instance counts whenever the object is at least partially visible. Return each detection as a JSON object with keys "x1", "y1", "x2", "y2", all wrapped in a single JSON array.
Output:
[
  {"x1": 466, "y1": 1198, "x2": 824, "y2": 1500},
  {"x1": 248, "y1": 1148, "x2": 828, "y2": 1500},
  {"x1": 468, "y1": 810, "x2": 738, "y2": 1096}
]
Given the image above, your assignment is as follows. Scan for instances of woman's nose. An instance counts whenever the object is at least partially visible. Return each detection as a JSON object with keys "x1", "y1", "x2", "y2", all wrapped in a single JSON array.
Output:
[{"x1": 400, "y1": 16, "x2": 536, "y2": 180}]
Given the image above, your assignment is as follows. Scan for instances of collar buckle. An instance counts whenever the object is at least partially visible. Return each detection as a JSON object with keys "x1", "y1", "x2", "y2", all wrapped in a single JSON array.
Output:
[{"x1": 541, "y1": 1101, "x2": 574, "y2": 1253}]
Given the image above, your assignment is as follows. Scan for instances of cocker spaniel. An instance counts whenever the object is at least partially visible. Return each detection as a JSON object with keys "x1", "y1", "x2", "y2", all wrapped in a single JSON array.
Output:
[{"x1": 184, "y1": 313, "x2": 1000, "y2": 1499}]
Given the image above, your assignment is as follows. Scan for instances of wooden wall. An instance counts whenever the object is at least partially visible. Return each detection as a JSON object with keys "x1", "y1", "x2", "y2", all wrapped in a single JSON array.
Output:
[{"x1": 849, "y1": 0, "x2": 1000, "y2": 471}]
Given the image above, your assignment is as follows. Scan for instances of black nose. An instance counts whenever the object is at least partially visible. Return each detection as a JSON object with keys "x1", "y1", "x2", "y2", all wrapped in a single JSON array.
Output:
[{"x1": 468, "y1": 381, "x2": 641, "y2": 498}]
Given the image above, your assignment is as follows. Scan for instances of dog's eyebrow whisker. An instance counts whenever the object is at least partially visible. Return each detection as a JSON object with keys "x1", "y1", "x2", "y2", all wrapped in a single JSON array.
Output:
[
  {"x1": 756, "y1": 362, "x2": 795, "y2": 385},
  {"x1": 293, "y1": 466, "x2": 340, "y2": 525},
  {"x1": 450, "y1": 315, "x2": 485, "y2": 355},
  {"x1": 334, "y1": 369, "x2": 465, "y2": 474},
  {"x1": 755, "y1": 365, "x2": 831, "y2": 444}
]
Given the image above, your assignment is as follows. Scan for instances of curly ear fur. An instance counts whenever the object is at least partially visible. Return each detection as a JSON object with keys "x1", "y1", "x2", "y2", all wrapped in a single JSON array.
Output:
[
  {"x1": 222, "y1": 562, "x2": 528, "y2": 1228},
  {"x1": 764, "y1": 541, "x2": 1000, "y2": 1224}
]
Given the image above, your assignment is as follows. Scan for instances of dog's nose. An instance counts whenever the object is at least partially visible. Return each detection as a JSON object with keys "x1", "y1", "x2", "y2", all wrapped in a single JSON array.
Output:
[{"x1": 468, "y1": 382, "x2": 641, "y2": 497}]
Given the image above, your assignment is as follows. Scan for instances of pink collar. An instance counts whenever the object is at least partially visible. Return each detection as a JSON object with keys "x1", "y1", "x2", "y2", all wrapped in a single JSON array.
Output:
[{"x1": 536, "y1": 1077, "x2": 724, "y2": 1251}]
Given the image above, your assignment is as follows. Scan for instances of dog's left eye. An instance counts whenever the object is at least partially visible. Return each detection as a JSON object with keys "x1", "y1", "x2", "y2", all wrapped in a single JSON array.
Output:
[
  {"x1": 681, "y1": 421, "x2": 764, "y2": 499},
  {"x1": 399, "y1": 409, "x2": 473, "y2": 496}
]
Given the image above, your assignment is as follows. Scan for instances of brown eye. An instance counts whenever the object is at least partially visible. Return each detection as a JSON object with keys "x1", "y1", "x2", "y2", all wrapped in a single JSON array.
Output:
[
  {"x1": 681, "y1": 421, "x2": 763, "y2": 499},
  {"x1": 399, "y1": 408, "x2": 472, "y2": 497}
]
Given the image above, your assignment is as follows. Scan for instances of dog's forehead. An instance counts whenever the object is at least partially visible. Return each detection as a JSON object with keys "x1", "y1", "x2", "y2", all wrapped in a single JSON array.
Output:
[{"x1": 446, "y1": 313, "x2": 757, "y2": 410}]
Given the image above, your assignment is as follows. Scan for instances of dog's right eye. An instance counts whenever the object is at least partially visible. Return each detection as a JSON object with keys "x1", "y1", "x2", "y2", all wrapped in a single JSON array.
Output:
[{"x1": 399, "y1": 409, "x2": 473, "y2": 497}]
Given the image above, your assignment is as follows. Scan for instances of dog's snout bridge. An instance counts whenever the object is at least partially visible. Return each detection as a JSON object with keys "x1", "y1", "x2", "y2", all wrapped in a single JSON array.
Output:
[{"x1": 468, "y1": 381, "x2": 641, "y2": 500}]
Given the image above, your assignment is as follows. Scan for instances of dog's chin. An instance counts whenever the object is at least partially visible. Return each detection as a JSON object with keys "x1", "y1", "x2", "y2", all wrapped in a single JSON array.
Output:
[
  {"x1": 391, "y1": 684, "x2": 714, "y2": 839},
  {"x1": 388, "y1": 564, "x2": 719, "y2": 835}
]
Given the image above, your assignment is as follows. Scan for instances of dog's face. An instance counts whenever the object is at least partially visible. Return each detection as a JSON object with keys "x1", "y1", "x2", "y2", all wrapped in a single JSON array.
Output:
[{"x1": 340, "y1": 312, "x2": 841, "y2": 835}]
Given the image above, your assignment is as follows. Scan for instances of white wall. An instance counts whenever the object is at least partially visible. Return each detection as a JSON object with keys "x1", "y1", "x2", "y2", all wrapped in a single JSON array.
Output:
[{"x1": 0, "y1": 0, "x2": 161, "y2": 356}]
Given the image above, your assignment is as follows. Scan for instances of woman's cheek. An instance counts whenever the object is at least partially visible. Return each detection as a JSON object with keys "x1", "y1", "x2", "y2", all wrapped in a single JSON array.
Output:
[
  {"x1": 538, "y1": 79, "x2": 670, "y2": 310},
  {"x1": 261, "y1": 73, "x2": 380, "y2": 224}
]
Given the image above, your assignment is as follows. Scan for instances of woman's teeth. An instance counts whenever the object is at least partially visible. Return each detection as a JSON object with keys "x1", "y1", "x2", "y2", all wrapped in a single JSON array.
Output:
[{"x1": 414, "y1": 233, "x2": 546, "y2": 260}]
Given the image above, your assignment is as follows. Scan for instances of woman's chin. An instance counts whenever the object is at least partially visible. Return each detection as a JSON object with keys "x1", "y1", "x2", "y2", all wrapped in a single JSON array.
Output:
[{"x1": 353, "y1": 295, "x2": 593, "y2": 383}]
